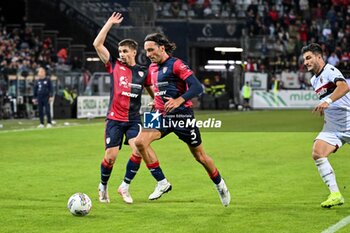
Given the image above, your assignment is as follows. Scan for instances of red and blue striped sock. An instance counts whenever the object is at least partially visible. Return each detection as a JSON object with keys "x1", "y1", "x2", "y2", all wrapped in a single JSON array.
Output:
[
  {"x1": 100, "y1": 158, "x2": 113, "y2": 185},
  {"x1": 123, "y1": 154, "x2": 142, "y2": 184},
  {"x1": 209, "y1": 168, "x2": 222, "y2": 185},
  {"x1": 147, "y1": 161, "x2": 166, "y2": 181}
]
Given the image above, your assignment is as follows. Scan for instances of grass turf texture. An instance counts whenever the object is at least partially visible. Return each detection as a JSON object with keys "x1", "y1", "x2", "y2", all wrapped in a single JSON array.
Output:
[{"x1": 1, "y1": 110, "x2": 350, "y2": 233}]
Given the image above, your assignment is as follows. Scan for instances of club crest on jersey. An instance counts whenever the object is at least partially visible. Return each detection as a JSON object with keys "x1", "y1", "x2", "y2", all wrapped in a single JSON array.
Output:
[
  {"x1": 138, "y1": 71, "x2": 144, "y2": 77},
  {"x1": 162, "y1": 67, "x2": 168, "y2": 73},
  {"x1": 119, "y1": 76, "x2": 129, "y2": 88}
]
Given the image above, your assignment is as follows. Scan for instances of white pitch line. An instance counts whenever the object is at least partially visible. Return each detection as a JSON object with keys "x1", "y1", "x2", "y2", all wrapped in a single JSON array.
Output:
[
  {"x1": 322, "y1": 215, "x2": 350, "y2": 233},
  {"x1": 0, "y1": 122, "x2": 102, "y2": 134}
]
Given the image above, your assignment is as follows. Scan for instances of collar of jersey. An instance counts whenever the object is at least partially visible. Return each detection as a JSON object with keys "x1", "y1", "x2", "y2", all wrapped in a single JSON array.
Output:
[
  {"x1": 157, "y1": 56, "x2": 172, "y2": 66},
  {"x1": 315, "y1": 64, "x2": 327, "y2": 78}
]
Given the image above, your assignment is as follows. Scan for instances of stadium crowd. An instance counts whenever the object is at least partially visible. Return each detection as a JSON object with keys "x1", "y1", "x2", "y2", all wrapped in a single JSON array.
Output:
[
  {"x1": 0, "y1": 11, "x2": 86, "y2": 119},
  {"x1": 156, "y1": 0, "x2": 350, "y2": 77},
  {"x1": 0, "y1": 15, "x2": 84, "y2": 95}
]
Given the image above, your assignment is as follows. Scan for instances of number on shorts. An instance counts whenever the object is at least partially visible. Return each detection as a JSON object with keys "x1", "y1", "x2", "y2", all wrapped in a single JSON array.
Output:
[{"x1": 190, "y1": 129, "x2": 197, "y2": 140}]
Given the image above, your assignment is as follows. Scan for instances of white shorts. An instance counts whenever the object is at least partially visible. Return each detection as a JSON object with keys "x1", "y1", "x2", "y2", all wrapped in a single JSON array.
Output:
[{"x1": 315, "y1": 131, "x2": 350, "y2": 149}]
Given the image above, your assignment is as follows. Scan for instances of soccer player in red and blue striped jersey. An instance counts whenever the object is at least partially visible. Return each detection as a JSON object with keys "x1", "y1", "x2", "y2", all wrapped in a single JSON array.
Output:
[
  {"x1": 93, "y1": 12, "x2": 154, "y2": 204},
  {"x1": 135, "y1": 33, "x2": 231, "y2": 206}
]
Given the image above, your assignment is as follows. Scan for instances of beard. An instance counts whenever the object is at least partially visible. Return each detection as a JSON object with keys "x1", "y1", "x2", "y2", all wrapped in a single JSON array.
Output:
[{"x1": 118, "y1": 58, "x2": 127, "y2": 64}]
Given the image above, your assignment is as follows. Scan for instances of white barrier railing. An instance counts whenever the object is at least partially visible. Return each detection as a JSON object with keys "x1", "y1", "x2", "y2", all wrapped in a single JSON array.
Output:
[{"x1": 77, "y1": 95, "x2": 153, "y2": 118}]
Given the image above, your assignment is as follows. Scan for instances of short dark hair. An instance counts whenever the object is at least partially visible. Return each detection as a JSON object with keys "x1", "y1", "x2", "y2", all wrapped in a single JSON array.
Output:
[
  {"x1": 118, "y1": 39, "x2": 138, "y2": 50},
  {"x1": 301, "y1": 43, "x2": 323, "y2": 56},
  {"x1": 144, "y1": 33, "x2": 176, "y2": 55}
]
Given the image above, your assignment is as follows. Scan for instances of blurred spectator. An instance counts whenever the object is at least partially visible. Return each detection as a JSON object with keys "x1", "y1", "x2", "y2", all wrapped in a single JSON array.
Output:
[
  {"x1": 298, "y1": 20, "x2": 308, "y2": 43},
  {"x1": 211, "y1": 74, "x2": 225, "y2": 97},
  {"x1": 170, "y1": 1, "x2": 181, "y2": 17},
  {"x1": 326, "y1": 5, "x2": 337, "y2": 27},
  {"x1": 202, "y1": 78, "x2": 213, "y2": 95},
  {"x1": 57, "y1": 47, "x2": 68, "y2": 63},
  {"x1": 341, "y1": 51, "x2": 350, "y2": 62},
  {"x1": 241, "y1": 81, "x2": 252, "y2": 111},
  {"x1": 245, "y1": 57, "x2": 257, "y2": 72},
  {"x1": 268, "y1": 5, "x2": 279, "y2": 23},
  {"x1": 71, "y1": 56, "x2": 82, "y2": 71},
  {"x1": 327, "y1": 52, "x2": 340, "y2": 66},
  {"x1": 299, "y1": 0, "x2": 310, "y2": 21}
]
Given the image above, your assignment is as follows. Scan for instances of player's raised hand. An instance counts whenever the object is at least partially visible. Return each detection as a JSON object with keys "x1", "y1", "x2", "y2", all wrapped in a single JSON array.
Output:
[{"x1": 107, "y1": 12, "x2": 124, "y2": 26}]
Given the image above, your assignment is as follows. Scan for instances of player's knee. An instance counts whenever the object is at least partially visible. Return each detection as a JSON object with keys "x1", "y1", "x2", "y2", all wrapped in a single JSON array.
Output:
[
  {"x1": 103, "y1": 156, "x2": 115, "y2": 166},
  {"x1": 312, "y1": 148, "x2": 324, "y2": 160},
  {"x1": 132, "y1": 150, "x2": 142, "y2": 158},
  {"x1": 135, "y1": 137, "x2": 146, "y2": 150},
  {"x1": 105, "y1": 149, "x2": 117, "y2": 163}
]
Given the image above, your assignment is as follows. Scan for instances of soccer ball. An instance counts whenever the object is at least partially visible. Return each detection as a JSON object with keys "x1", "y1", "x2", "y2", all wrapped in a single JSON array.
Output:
[{"x1": 67, "y1": 193, "x2": 92, "y2": 216}]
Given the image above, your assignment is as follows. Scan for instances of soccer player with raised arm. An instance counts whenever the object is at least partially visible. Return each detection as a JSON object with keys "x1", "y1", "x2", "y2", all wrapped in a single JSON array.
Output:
[
  {"x1": 302, "y1": 43, "x2": 350, "y2": 208},
  {"x1": 93, "y1": 12, "x2": 154, "y2": 204},
  {"x1": 135, "y1": 33, "x2": 231, "y2": 207}
]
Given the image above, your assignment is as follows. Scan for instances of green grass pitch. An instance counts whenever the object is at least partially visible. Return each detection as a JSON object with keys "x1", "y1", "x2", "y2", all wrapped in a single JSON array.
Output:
[{"x1": 1, "y1": 110, "x2": 350, "y2": 233}]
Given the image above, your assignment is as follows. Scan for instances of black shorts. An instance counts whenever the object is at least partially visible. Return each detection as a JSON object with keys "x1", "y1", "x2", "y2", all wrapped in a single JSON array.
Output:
[
  {"x1": 158, "y1": 108, "x2": 202, "y2": 147},
  {"x1": 105, "y1": 119, "x2": 141, "y2": 149},
  {"x1": 243, "y1": 98, "x2": 250, "y2": 104}
]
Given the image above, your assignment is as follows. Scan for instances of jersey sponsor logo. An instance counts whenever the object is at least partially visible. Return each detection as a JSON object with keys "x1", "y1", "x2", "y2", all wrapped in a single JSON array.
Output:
[
  {"x1": 315, "y1": 82, "x2": 336, "y2": 99},
  {"x1": 121, "y1": 91, "x2": 139, "y2": 98},
  {"x1": 154, "y1": 90, "x2": 167, "y2": 96},
  {"x1": 138, "y1": 71, "x2": 144, "y2": 77},
  {"x1": 119, "y1": 76, "x2": 142, "y2": 90},
  {"x1": 156, "y1": 81, "x2": 169, "y2": 87},
  {"x1": 129, "y1": 83, "x2": 142, "y2": 90},
  {"x1": 119, "y1": 76, "x2": 129, "y2": 88},
  {"x1": 316, "y1": 88, "x2": 327, "y2": 98},
  {"x1": 119, "y1": 66, "x2": 126, "y2": 71}
]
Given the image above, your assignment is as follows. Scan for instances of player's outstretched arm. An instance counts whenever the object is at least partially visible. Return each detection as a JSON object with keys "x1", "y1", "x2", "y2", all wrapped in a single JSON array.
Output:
[
  {"x1": 313, "y1": 80, "x2": 349, "y2": 116},
  {"x1": 328, "y1": 80, "x2": 350, "y2": 103},
  {"x1": 93, "y1": 12, "x2": 124, "y2": 64}
]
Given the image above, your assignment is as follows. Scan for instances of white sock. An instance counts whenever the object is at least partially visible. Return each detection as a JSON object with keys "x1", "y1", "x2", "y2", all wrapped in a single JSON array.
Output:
[
  {"x1": 315, "y1": 158, "x2": 339, "y2": 192},
  {"x1": 120, "y1": 181, "x2": 129, "y2": 189},
  {"x1": 158, "y1": 178, "x2": 168, "y2": 185}
]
